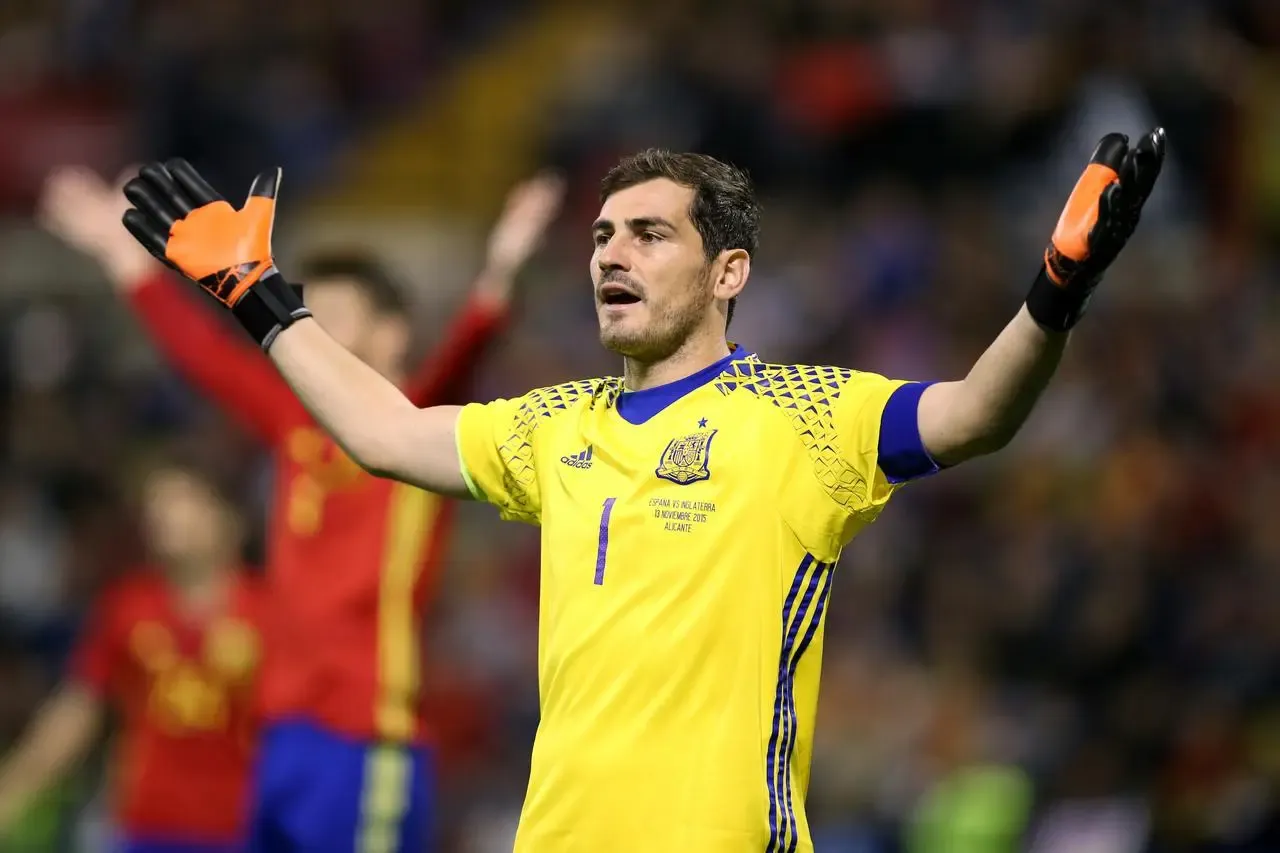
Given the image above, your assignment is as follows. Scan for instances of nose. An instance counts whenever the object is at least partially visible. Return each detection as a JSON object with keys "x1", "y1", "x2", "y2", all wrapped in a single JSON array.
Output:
[{"x1": 596, "y1": 234, "x2": 630, "y2": 273}]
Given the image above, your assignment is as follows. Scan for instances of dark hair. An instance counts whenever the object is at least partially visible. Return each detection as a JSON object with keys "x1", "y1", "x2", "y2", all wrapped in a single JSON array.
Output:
[
  {"x1": 600, "y1": 150, "x2": 760, "y2": 329},
  {"x1": 297, "y1": 250, "x2": 409, "y2": 318},
  {"x1": 130, "y1": 441, "x2": 238, "y2": 510}
]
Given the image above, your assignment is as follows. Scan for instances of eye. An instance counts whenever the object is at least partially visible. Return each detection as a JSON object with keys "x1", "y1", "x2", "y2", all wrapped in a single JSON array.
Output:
[
  {"x1": 593, "y1": 233, "x2": 610, "y2": 248},
  {"x1": 638, "y1": 231, "x2": 661, "y2": 244}
]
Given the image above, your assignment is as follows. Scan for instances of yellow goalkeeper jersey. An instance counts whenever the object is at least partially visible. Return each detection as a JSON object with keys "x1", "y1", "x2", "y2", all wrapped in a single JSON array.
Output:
[{"x1": 455, "y1": 347, "x2": 937, "y2": 853}]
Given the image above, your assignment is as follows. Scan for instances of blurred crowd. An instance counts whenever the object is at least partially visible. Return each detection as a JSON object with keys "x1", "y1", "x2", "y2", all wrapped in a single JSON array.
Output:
[{"x1": 2, "y1": 0, "x2": 1279, "y2": 851}]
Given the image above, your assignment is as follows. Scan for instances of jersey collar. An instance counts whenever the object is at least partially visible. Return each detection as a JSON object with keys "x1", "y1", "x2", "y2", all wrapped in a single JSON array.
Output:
[{"x1": 616, "y1": 344, "x2": 748, "y2": 425}]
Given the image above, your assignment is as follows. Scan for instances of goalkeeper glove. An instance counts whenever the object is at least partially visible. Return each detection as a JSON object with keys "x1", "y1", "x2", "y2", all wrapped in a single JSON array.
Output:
[
  {"x1": 121, "y1": 160, "x2": 309, "y2": 349},
  {"x1": 1025, "y1": 127, "x2": 1166, "y2": 332}
]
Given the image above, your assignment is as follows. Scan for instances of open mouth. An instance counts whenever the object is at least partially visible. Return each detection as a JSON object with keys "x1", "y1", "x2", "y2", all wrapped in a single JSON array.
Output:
[{"x1": 599, "y1": 284, "x2": 641, "y2": 306}]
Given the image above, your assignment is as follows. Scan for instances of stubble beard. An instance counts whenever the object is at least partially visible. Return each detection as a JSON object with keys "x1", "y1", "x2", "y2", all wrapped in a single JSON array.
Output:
[
  {"x1": 599, "y1": 264, "x2": 714, "y2": 363},
  {"x1": 599, "y1": 293, "x2": 710, "y2": 365}
]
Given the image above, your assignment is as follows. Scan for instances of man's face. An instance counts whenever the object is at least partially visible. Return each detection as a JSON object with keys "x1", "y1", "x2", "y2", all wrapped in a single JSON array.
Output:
[
  {"x1": 142, "y1": 468, "x2": 233, "y2": 577},
  {"x1": 305, "y1": 278, "x2": 408, "y2": 374},
  {"x1": 591, "y1": 179, "x2": 713, "y2": 361}
]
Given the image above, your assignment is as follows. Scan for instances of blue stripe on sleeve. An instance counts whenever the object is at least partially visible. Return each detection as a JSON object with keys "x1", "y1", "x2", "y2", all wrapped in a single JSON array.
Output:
[{"x1": 878, "y1": 381, "x2": 941, "y2": 485}]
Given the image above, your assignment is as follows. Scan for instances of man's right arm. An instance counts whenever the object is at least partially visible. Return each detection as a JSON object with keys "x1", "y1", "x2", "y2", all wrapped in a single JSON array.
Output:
[
  {"x1": 0, "y1": 686, "x2": 103, "y2": 831},
  {"x1": 128, "y1": 272, "x2": 306, "y2": 444},
  {"x1": 268, "y1": 317, "x2": 472, "y2": 497},
  {"x1": 112, "y1": 158, "x2": 513, "y2": 502}
]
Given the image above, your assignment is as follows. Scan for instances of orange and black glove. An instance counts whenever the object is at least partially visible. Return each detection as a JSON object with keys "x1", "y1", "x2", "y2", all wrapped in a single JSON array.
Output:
[
  {"x1": 1026, "y1": 127, "x2": 1166, "y2": 331},
  {"x1": 121, "y1": 160, "x2": 310, "y2": 348}
]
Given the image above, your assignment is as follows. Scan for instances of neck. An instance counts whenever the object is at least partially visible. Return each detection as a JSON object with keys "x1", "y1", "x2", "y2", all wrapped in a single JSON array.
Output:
[{"x1": 622, "y1": 329, "x2": 731, "y2": 391}]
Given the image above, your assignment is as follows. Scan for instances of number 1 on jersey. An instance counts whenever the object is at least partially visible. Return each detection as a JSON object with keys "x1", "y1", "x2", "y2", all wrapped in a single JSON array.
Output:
[{"x1": 595, "y1": 497, "x2": 617, "y2": 585}]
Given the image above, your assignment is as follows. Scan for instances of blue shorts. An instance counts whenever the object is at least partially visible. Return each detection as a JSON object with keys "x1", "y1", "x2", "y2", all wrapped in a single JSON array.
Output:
[{"x1": 247, "y1": 720, "x2": 434, "y2": 853}]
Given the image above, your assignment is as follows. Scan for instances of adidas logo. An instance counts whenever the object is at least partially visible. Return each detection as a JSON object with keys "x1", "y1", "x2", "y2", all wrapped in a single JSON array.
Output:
[{"x1": 560, "y1": 446, "x2": 593, "y2": 469}]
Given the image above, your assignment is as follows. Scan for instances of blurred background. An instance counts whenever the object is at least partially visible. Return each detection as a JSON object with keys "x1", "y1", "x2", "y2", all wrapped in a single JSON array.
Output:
[{"x1": 0, "y1": 0, "x2": 1278, "y2": 850}]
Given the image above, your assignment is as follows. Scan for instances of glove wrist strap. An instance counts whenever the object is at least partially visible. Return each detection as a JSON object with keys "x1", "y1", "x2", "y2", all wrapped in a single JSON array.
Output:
[
  {"x1": 1025, "y1": 268, "x2": 1095, "y2": 332},
  {"x1": 230, "y1": 270, "x2": 311, "y2": 349}
]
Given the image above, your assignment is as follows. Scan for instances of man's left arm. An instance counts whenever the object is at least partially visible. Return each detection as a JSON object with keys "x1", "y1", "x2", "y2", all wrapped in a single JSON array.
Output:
[
  {"x1": 916, "y1": 127, "x2": 1167, "y2": 467},
  {"x1": 405, "y1": 172, "x2": 564, "y2": 407},
  {"x1": 403, "y1": 293, "x2": 508, "y2": 407}
]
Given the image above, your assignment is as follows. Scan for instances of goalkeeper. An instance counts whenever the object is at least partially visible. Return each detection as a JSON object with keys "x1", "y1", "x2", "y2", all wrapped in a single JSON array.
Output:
[{"x1": 118, "y1": 130, "x2": 1163, "y2": 853}]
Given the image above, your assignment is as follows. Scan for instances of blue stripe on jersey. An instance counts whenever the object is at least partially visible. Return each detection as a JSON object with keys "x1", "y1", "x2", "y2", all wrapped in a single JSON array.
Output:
[
  {"x1": 766, "y1": 556, "x2": 830, "y2": 852},
  {"x1": 782, "y1": 565, "x2": 834, "y2": 853},
  {"x1": 878, "y1": 381, "x2": 942, "y2": 484},
  {"x1": 766, "y1": 556, "x2": 813, "y2": 850}
]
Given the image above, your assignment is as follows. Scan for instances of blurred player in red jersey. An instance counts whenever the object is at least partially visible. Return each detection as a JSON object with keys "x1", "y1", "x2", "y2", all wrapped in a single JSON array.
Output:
[
  {"x1": 38, "y1": 167, "x2": 563, "y2": 852},
  {"x1": 0, "y1": 454, "x2": 265, "y2": 853}
]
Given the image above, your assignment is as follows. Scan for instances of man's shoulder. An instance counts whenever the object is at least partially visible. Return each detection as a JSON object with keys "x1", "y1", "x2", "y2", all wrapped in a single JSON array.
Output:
[
  {"x1": 513, "y1": 376, "x2": 624, "y2": 418},
  {"x1": 468, "y1": 376, "x2": 623, "y2": 457},
  {"x1": 81, "y1": 569, "x2": 171, "y2": 641},
  {"x1": 714, "y1": 356, "x2": 881, "y2": 411}
]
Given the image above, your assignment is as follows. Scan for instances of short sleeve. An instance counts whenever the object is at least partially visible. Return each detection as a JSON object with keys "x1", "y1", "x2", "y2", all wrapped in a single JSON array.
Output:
[
  {"x1": 455, "y1": 379, "x2": 606, "y2": 525},
  {"x1": 70, "y1": 594, "x2": 121, "y2": 695},
  {"x1": 875, "y1": 381, "x2": 941, "y2": 485},
  {"x1": 456, "y1": 397, "x2": 542, "y2": 524},
  {"x1": 827, "y1": 371, "x2": 909, "y2": 526}
]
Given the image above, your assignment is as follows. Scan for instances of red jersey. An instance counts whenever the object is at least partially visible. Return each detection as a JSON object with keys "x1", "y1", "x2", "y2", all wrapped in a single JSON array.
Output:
[
  {"x1": 73, "y1": 570, "x2": 265, "y2": 842},
  {"x1": 129, "y1": 273, "x2": 506, "y2": 742}
]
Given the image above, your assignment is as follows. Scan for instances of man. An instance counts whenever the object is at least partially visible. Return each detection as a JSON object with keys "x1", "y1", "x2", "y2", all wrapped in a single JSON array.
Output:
[
  {"x1": 40, "y1": 167, "x2": 564, "y2": 853},
  {"x1": 116, "y1": 130, "x2": 1165, "y2": 852},
  {"x1": 0, "y1": 456, "x2": 264, "y2": 853}
]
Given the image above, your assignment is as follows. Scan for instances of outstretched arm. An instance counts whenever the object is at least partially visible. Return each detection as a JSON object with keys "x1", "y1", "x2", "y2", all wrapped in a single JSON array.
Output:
[
  {"x1": 917, "y1": 307, "x2": 1067, "y2": 464},
  {"x1": 404, "y1": 294, "x2": 508, "y2": 407},
  {"x1": 405, "y1": 172, "x2": 563, "y2": 406},
  {"x1": 127, "y1": 273, "x2": 307, "y2": 444},
  {"x1": 916, "y1": 128, "x2": 1166, "y2": 466},
  {"x1": 0, "y1": 686, "x2": 103, "y2": 831},
  {"x1": 117, "y1": 159, "x2": 472, "y2": 494},
  {"x1": 270, "y1": 318, "x2": 470, "y2": 495}
]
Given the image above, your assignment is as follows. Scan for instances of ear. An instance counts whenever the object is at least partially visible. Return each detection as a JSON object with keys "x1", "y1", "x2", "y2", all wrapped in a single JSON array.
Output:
[{"x1": 713, "y1": 249, "x2": 750, "y2": 302}]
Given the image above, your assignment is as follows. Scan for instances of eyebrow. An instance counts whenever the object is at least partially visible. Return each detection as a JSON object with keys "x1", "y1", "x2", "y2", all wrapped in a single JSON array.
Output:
[{"x1": 591, "y1": 216, "x2": 678, "y2": 234}]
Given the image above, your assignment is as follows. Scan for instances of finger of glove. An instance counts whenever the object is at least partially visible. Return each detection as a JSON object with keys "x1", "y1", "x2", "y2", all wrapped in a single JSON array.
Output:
[
  {"x1": 246, "y1": 168, "x2": 281, "y2": 203},
  {"x1": 1053, "y1": 165, "x2": 1121, "y2": 263},
  {"x1": 1083, "y1": 181, "x2": 1122, "y2": 260},
  {"x1": 1098, "y1": 182, "x2": 1122, "y2": 227},
  {"x1": 166, "y1": 158, "x2": 225, "y2": 207},
  {"x1": 123, "y1": 208, "x2": 175, "y2": 266},
  {"x1": 123, "y1": 176, "x2": 182, "y2": 230},
  {"x1": 1088, "y1": 133, "x2": 1130, "y2": 171},
  {"x1": 139, "y1": 162, "x2": 197, "y2": 217},
  {"x1": 1123, "y1": 127, "x2": 1166, "y2": 206}
]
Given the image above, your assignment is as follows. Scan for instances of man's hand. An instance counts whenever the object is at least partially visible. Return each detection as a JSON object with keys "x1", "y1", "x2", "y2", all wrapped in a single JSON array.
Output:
[
  {"x1": 475, "y1": 172, "x2": 565, "y2": 305},
  {"x1": 120, "y1": 160, "x2": 310, "y2": 348},
  {"x1": 38, "y1": 167, "x2": 157, "y2": 289},
  {"x1": 123, "y1": 160, "x2": 280, "y2": 305},
  {"x1": 1026, "y1": 127, "x2": 1166, "y2": 331}
]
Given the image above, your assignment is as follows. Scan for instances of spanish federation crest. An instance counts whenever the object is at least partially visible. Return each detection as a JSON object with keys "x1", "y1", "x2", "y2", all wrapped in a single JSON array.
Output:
[{"x1": 655, "y1": 429, "x2": 718, "y2": 486}]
